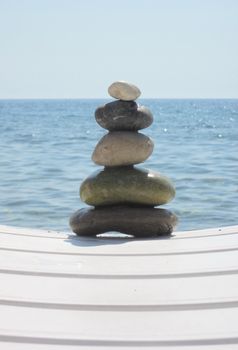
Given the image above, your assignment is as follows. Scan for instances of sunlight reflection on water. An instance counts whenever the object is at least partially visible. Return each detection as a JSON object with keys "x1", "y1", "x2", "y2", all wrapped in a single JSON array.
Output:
[{"x1": 0, "y1": 98, "x2": 237, "y2": 231}]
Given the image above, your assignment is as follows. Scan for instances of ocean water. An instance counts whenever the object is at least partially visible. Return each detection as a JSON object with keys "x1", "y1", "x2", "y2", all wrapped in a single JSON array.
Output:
[{"x1": 0, "y1": 99, "x2": 237, "y2": 233}]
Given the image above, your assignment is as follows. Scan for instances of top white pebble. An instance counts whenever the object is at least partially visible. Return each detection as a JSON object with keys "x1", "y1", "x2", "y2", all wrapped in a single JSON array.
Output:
[{"x1": 108, "y1": 81, "x2": 141, "y2": 101}]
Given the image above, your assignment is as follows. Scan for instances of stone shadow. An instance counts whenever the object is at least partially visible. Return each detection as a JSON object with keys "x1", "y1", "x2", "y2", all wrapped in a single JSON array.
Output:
[{"x1": 65, "y1": 231, "x2": 173, "y2": 248}]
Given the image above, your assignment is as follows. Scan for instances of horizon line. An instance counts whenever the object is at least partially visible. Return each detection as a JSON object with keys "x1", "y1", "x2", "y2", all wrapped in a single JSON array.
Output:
[{"x1": 0, "y1": 97, "x2": 237, "y2": 100}]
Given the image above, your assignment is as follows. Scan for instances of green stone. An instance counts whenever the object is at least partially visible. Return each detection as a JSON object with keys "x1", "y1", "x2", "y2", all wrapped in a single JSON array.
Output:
[{"x1": 80, "y1": 166, "x2": 175, "y2": 206}]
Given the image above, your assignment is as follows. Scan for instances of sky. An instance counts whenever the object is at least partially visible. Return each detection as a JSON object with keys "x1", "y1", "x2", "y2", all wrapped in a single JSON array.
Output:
[{"x1": 0, "y1": 0, "x2": 237, "y2": 98}]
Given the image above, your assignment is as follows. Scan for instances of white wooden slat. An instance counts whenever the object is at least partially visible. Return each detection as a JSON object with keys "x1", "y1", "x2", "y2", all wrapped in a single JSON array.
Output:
[
  {"x1": 1, "y1": 227, "x2": 238, "y2": 256},
  {"x1": 173, "y1": 225, "x2": 238, "y2": 238},
  {"x1": 2, "y1": 344, "x2": 238, "y2": 350},
  {"x1": 0, "y1": 224, "x2": 238, "y2": 349},
  {"x1": 0, "y1": 305, "x2": 238, "y2": 344},
  {"x1": 0, "y1": 273, "x2": 238, "y2": 306},
  {"x1": 0, "y1": 225, "x2": 68, "y2": 239},
  {"x1": 0, "y1": 249, "x2": 238, "y2": 276}
]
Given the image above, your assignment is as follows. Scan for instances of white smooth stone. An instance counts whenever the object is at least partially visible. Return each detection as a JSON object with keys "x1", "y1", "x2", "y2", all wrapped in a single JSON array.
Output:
[{"x1": 108, "y1": 81, "x2": 141, "y2": 101}]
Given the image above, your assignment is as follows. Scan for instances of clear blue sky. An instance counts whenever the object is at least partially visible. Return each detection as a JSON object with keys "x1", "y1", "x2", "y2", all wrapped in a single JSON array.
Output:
[{"x1": 0, "y1": 0, "x2": 237, "y2": 98}]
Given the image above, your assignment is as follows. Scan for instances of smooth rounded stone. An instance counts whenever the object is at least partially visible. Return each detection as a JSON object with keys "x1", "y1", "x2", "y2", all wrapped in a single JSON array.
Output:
[
  {"x1": 92, "y1": 132, "x2": 154, "y2": 166},
  {"x1": 108, "y1": 81, "x2": 141, "y2": 101},
  {"x1": 70, "y1": 206, "x2": 178, "y2": 237},
  {"x1": 95, "y1": 100, "x2": 153, "y2": 131},
  {"x1": 80, "y1": 166, "x2": 175, "y2": 207}
]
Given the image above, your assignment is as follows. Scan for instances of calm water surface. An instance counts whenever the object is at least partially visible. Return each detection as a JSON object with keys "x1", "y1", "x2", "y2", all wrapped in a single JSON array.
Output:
[{"x1": 0, "y1": 99, "x2": 237, "y2": 232}]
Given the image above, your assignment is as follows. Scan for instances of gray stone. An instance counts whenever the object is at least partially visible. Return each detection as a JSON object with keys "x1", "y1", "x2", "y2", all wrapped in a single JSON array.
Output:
[
  {"x1": 95, "y1": 100, "x2": 153, "y2": 131},
  {"x1": 108, "y1": 81, "x2": 141, "y2": 101},
  {"x1": 92, "y1": 132, "x2": 154, "y2": 166},
  {"x1": 70, "y1": 206, "x2": 178, "y2": 237},
  {"x1": 80, "y1": 166, "x2": 176, "y2": 207}
]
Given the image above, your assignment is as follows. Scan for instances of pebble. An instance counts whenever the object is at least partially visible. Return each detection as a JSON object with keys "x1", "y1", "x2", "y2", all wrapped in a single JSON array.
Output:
[
  {"x1": 70, "y1": 206, "x2": 178, "y2": 237},
  {"x1": 80, "y1": 166, "x2": 175, "y2": 207},
  {"x1": 95, "y1": 100, "x2": 153, "y2": 131},
  {"x1": 108, "y1": 81, "x2": 141, "y2": 101},
  {"x1": 92, "y1": 132, "x2": 154, "y2": 166}
]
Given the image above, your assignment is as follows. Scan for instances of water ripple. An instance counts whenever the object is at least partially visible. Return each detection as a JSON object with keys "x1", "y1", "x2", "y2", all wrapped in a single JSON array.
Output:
[{"x1": 0, "y1": 99, "x2": 237, "y2": 231}]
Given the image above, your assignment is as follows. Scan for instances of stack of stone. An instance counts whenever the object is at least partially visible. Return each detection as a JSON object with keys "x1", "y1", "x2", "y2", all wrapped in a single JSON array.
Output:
[{"x1": 70, "y1": 81, "x2": 178, "y2": 237}]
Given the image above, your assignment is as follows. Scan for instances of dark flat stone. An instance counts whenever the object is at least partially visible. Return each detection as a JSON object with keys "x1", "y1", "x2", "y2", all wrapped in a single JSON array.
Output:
[
  {"x1": 95, "y1": 100, "x2": 153, "y2": 131},
  {"x1": 69, "y1": 206, "x2": 178, "y2": 237}
]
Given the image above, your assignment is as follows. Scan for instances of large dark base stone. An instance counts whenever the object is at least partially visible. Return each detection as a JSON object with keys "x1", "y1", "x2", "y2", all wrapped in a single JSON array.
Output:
[{"x1": 69, "y1": 206, "x2": 178, "y2": 237}]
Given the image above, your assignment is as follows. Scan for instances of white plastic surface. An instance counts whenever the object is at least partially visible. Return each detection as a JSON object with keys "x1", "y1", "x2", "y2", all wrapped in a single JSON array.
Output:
[{"x1": 0, "y1": 224, "x2": 238, "y2": 349}]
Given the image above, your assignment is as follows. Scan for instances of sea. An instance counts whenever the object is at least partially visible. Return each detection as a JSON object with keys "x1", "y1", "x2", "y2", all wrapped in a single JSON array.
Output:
[{"x1": 0, "y1": 99, "x2": 237, "y2": 233}]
